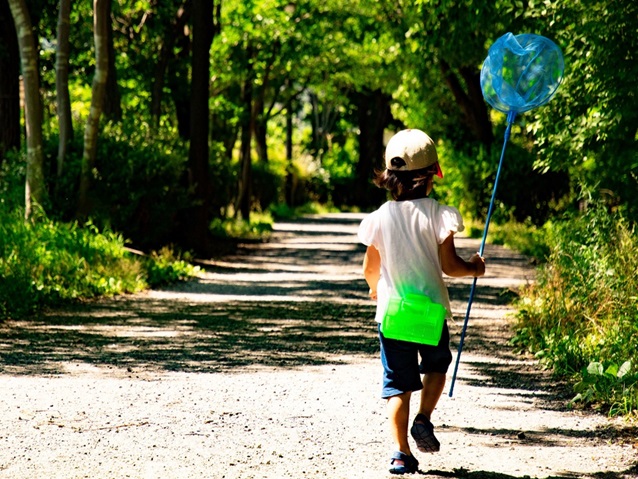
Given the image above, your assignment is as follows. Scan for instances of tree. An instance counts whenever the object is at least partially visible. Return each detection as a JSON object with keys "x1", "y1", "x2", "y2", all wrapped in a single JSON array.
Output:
[
  {"x1": 236, "y1": 44, "x2": 255, "y2": 220},
  {"x1": 8, "y1": 0, "x2": 46, "y2": 219},
  {"x1": 102, "y1": 0, "x2": 122, "y2": 121},
  {"x1": 150, "y1": 3, "x2": 191, "y2": 129},
  {"x1": 0, "y1": 0, "x2": 20, "y2": 162},
  {"x1": 526, "y1": 0, "x2": 638, "y2": 220},
  {"x1": 180, "y1": 0, "x2": 218, "y2": 253},
  {"x1": 77, "y1": 0, "x2": 109, "y2": 218},
  {"x1": 55, "y1": 0, "x2": 72, "y2": 177},
  {"x1": 352, "y1": 88, "x2": 392, "y2": 207}
]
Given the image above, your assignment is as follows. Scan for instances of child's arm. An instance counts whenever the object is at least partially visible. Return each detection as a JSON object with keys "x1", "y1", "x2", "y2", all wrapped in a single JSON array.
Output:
[
  {"x1": 440, "y1": 233, "x2": 485, "y2": 278},
  {"x1": 363, "y1": 245, "x2": 381, "y2": 300}
]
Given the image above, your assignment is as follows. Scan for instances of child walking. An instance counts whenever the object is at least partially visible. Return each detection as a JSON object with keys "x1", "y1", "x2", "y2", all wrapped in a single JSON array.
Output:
[{"x1": 358, "y1": 129, "x2": 485, "y2": 474}]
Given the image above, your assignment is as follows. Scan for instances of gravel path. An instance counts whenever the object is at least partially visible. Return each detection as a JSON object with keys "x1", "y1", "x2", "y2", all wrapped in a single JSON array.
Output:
[{"x1": 1, "y1": 212, "x2": 636, "y2": 479}]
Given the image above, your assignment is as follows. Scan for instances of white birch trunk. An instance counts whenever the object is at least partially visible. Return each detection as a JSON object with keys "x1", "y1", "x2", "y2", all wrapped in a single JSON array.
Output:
[
  {"x1": 77, "y1": 0, "x2": 109, "y2": 218},
  {"x1": 8, "y1": 0, "x2": 45, "y2": 220}
]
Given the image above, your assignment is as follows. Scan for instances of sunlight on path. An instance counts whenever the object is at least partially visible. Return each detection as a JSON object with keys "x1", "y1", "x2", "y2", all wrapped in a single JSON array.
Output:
[{"x1": 1, "y1": 213, "x2": 635, "y2": 479}]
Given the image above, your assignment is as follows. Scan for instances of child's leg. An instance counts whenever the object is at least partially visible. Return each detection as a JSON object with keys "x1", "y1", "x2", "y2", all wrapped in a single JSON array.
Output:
[
  {"x1": 410, "y1": 372, "x2": 445, "y2": 453},
  {"x1": 417, "y1": 372, "x2": 446, "y2": 419},
  {"x1": 387, "y1": 391, "x2": 412, "y2": 456}
]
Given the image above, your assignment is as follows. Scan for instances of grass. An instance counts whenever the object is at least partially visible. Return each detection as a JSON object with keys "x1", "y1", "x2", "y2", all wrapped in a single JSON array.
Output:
[
  {"x1": 0, "y1": 209, "x2": 199, "y2": 321},
  {"x1": 511, "y1": 207, "x2": 638, "y2": 417}
]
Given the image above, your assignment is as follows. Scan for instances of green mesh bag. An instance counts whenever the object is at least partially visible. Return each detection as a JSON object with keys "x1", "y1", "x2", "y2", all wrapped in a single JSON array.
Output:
[{"x1": 381, "y1": 293, "x2": 447, "y2": 345}]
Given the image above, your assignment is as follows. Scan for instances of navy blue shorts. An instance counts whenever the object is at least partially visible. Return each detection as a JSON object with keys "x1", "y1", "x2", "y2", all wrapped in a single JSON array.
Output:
[{"x1": 378, "y1": 322, "x2": 453, "y2": 399}]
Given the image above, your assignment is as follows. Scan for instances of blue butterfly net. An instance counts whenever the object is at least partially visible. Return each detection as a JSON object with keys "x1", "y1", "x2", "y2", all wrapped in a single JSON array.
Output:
[
  {"x1": 450, "y1": 33, "x2": 564, "y2": 398},
  {"x1": 480, "y1": 32, "x2": 564, "y2": 114}
]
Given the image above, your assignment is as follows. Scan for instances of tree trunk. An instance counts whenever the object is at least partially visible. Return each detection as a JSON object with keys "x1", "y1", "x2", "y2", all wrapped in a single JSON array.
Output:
[
  {"x1": 102, "y1": 0, "x2": 121, "y2": 122},
  {"x1": 181, "y1": 0, "x2": 214, "y2": 253},
  {"x1": 439, "y1": 60, "x2": 493, "y2": 148},
  {"x1": 77, "y1": 0, "x2": 109, "y2": 219},
  {"x1": 151, "y1": 5, "x2": 190, "y2": 128},
  {"x1": 284, "y1": 101, "x2": 295, "y2": 206},
  {"x1": 253, "y1": 95, "x2": 268, "y2": 164},
  {"x1": 237, "y1": 46, "x2": 254, "y2": 221},
  {"x1": 167, "y1": 12, "x2": 192, "y2": 140},
  {"x1": 309, "y1": 92, "x2": 334, "y2": 161},
  {"x1": 0, "y1": 0, "x2": 21, "y2": 162},
  {"x1": 8, "y1": 0, "x2": 46, "y2": 219},
  {"x1": 251, "y1": 47, "x2": 276, "y2": 164},
  {"x1": 55, "y1": 0, "x2": 72, "y2": 177},
  {"x1": 353, "y1": 88, "x2": 391, "y2": 208}
]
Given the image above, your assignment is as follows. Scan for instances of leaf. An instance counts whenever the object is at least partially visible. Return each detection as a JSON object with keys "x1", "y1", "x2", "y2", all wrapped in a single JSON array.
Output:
[
  {"x1": 617, "y1": 361, "x2": 632, "y2": 379},
  {"x1": 605, "y1": 364, "x2": 619, "y2": 378},
  {"x1": 570, "y1": 393, "x2": 584, "y2": 403},
  {"x1": 573, "y1": 380, "x2": 587, "y2": 393},
  {"x1": 587, "y1": 362, "x2": 604, "y2": 376}
]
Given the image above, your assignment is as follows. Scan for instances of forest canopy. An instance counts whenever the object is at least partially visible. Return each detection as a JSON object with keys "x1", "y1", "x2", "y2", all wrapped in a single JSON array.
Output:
[{"x1": 1, "y1": 0, "x2": 635, "y2": 253}]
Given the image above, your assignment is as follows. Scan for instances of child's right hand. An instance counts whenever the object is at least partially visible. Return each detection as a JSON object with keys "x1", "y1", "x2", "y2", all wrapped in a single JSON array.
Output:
[
  {"x1": 469, "y1": 253, "x2": 486, "y2": 277},
  {"x1": 369, "y1": 288, "x2": 378, "y2": 300}
]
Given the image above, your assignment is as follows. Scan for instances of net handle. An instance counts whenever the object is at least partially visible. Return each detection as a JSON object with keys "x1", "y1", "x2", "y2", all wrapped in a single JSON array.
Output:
[{"x1": 448, "y1": 110, "x2": 517, "y2": 397}]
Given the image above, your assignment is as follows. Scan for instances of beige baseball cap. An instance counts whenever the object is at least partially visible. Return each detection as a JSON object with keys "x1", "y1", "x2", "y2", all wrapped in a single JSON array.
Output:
[{"x1": 385, "y1": 129, "x2": 443, "y2": 177}]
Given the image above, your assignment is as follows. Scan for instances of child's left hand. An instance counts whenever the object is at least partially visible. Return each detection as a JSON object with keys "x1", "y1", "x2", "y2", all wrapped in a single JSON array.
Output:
[{"x1": 369, "y1": 288, "x2": 378, "y2": 300}]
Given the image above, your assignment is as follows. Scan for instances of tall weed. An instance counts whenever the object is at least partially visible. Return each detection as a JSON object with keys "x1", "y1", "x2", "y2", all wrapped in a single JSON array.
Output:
[{"x1": 514, "y1": 206, "x2": 638, "y2": 416}]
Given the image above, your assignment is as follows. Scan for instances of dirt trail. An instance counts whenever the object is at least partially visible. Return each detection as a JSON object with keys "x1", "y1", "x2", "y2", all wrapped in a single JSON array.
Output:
[{"x1": 0, "y1": 213, "x2": 636, "y2": 479}]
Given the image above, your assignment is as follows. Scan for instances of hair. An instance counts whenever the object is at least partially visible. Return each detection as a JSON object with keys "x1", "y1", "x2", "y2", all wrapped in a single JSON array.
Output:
[{"x1": 373, "y1": 160, "x2": 438, "y2": 201}]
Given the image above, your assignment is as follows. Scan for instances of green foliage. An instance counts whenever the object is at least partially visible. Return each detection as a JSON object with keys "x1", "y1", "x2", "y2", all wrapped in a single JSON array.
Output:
[
  {"x1": 0, "y1": 150, "x2": 26, "y2": 211},
  {"x1": 0, "y1": 208, "x2": 201, "y2": 320},
  {"x1": 270, "y1": 201, "x2": 339, "y2": 220},
  {"x1": 513, "y1": 206, "x2": 638, "y2": 415},
  {"x1": 252, "y1": 159, "x2": 286, "y2": 212},
  {"x1": 435, "y1": 136, "x2": 569, "y2": 226},
  {"x1": 46, "y1": 121, "x2": 191, "y2": 249},
  {"x1": 0, "y1": 209, "x2": 146, "y2": 319},
  {"x1": 470, "y1": 220, "x2": 551, "y2": 262},
  {"x1": 143, "y1": 247, "x2": 201, "y2": 287},
  {"x1": 209, "y1": 213, "x2": 274, "y2": 241},
  {"x1": 523, "y1": 1, "x2": 638, "y2": 222},
  {"x1": 571, "y1": 361, "x2": 638, "y2": 417}
]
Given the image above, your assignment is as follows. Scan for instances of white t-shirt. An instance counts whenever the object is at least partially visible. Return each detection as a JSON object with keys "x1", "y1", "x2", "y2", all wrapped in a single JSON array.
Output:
[{"x1": 358, "y1": 198, "x2": 464, "y2": 323}]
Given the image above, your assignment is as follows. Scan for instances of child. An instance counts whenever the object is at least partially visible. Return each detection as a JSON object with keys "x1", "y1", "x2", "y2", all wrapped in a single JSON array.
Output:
[{"x1": 358, "y1": 129, "x2": 485, "y2": 475}]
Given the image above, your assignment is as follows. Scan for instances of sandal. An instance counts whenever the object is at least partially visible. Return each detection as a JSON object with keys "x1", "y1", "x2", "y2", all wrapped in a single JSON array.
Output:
[
  {"x1": 389, "y1": 451, "x2": 419, "y2": 475},
  {"x1": 410, "y1": 413, "x2": 440, "y2": 453}
]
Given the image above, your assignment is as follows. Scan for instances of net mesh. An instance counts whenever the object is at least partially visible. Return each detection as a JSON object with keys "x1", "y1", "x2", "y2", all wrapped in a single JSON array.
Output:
[{"x1": 480, "y1": 32, "x2": 564, "y2": 114}]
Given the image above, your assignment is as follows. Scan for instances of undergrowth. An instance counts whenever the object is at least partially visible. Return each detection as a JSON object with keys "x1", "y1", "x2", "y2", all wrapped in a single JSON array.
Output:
[
  {"x1": 512, "y1": 206, "x2": 638, "y2": 417},
  {"x1": 0, "y1": 209, "x2": 199, "y2": 320}
]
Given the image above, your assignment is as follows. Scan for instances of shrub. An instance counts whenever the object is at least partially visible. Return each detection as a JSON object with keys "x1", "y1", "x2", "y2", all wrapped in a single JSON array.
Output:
[
  {"x1": 0, "y1": 210, "x2": 146, "y2": 319},
  {"x1": 209, "y1": 213, "x2": 274, "y2": 241},
  {"x1": 46, "y1": 121, "x2": 191, "y2": 250},
  {"x1": 0, "y1": 208, "x2": 200, "y2": 321},
  {"x1": 513, "y1": 206, "x2": 638, "y2": 416},
  {"x1": 144, "y1": 247, "x2": 201, "y2": 286}
]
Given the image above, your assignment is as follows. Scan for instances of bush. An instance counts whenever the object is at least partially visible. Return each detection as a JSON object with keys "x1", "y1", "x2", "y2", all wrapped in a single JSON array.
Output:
[
  {"x1": 209, "y1": 213, "x2": 274, "y2": 241},
  {"x1": 0, "y1": 208, "x2": 200, "y2": 321},
  {"x1": 46, "y1": 121, "x2": 191, "y2": 250},
  {"x1": 436, "y1": 137, "x2": 571, "y2": 226},
  {"x1": 144, "y1": 247, "x2": 201, "y2": 286},
  {"x1": 513, "y1": 206, "x2": 638, "y2": 416},
  {"x1": 481, "y1": 220, "x2": 551, "y2": 262},
  {"x1": 0, "y1": 210, "x2": 146, "y2": 319}
]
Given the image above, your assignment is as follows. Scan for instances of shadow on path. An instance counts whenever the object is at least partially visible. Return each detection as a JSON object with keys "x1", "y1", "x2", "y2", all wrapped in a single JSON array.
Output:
[
  {"x1": 1, "y1": 214, "x2": 636, "y2": 479},
  {"x1": 0, "y1": 299, "x2": 378, "y2": 375},
  {"x1": 417, "y1": 465, "x2": 638, "y2": 479}
]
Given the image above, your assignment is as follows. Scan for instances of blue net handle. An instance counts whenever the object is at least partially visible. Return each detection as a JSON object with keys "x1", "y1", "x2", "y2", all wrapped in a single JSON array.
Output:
[{"x1": 448, "y1": 111, "x2": 517, "y2": 397}]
